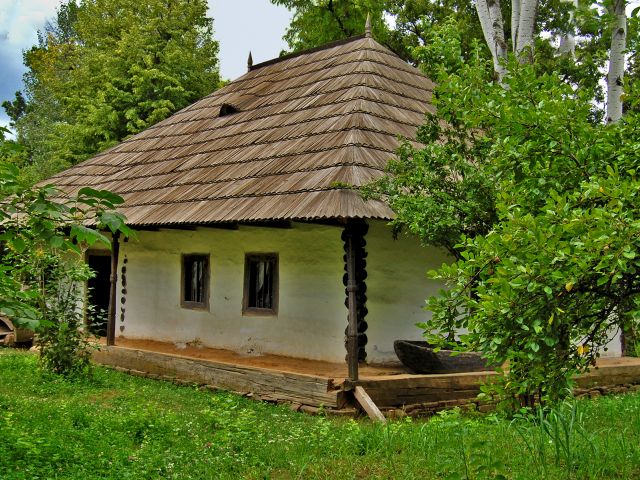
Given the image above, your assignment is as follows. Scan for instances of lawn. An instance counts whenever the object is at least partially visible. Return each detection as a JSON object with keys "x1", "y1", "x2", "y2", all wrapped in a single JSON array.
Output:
[{"x1": 1, "y1": 349, "x2": 639, "y2": 479}]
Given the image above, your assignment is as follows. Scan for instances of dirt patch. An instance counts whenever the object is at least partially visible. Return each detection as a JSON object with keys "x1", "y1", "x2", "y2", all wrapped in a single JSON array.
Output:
[{"x1": 87, "y1": 389, "x2": 122, "y2": 405}]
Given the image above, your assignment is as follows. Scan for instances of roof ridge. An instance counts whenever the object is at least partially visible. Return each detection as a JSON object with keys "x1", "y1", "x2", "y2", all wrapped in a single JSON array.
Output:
[
  {"x1": 249, "y1": 35, "x2": 367, "y2": 71},
  {"x1": 175, "y1": 63, "x2": 431, "y2": 114},
  {"x1": 187, "y1": 44, "x2": 388, "y2": 106},
  {"x1": 197, "y1": 46, "x2": 423, "y2": 103}
]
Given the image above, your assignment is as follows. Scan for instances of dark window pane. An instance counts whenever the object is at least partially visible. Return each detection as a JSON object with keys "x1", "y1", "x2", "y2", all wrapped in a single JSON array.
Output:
[
  {"x1": 183, "y1": 255, "x2": 208, "y2": 306},
  {"x1": 246, "y1": 255, "x2": 276, "y2": 311}
]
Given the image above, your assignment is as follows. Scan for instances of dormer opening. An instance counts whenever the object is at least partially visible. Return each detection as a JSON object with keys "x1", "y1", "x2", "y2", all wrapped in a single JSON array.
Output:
[{"x1": 219, "y1": 103, "x2": 239, "y2": 117}]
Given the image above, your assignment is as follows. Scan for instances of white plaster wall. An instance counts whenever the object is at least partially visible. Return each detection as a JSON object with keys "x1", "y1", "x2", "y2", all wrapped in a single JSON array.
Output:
[
  {"x1": 116, "y1": 223, "x2": 347, "y2": 362},
  {"x1": 601, "y1": 329, "x2": 622, "y2": 357},
  {"x1": 365, "y1": 220, "x2": 450, "y2": 364},
  {"x1": 114, "y1": 219, "x2": 624, "y2": 365},
  {"x1": 364, "y1": 220, "x2": 624, "y2": 362}
]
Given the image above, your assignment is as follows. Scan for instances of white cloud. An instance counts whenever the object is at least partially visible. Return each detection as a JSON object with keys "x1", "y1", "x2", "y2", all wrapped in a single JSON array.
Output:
[
  {"x1": 208, "y1": 0, "x2": 291, "y2": 81},
  {"x1": 0, "y1": 0, "x2": 60, "y2": 117},
  {"x1": 0, "y1": 0, "x2": 59, "y2": 47}
]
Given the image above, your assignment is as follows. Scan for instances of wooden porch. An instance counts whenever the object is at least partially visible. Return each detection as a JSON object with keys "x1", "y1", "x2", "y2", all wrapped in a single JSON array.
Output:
[{"x1": 93, "y1": 339, "x2": 640, "y2": 417}]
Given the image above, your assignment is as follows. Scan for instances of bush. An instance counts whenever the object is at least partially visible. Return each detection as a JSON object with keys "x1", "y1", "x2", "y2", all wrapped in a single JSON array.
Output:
[{"x1": 0, "y1": 159, "x2": 132, "y2": 376}]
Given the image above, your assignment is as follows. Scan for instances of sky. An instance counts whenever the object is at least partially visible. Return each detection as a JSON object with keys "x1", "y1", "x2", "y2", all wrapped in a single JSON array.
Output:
[{"x1": 0, "y1": 0, "x2": 293, "y2": 131}]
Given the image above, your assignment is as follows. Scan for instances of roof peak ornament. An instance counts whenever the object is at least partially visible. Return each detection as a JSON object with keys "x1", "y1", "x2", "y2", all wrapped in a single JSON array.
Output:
[
  {"x1": 365, "y1": 13, "x2": 372, "y2": 38},
  {"x1": 247, "y1": 51, "x2": 253, "y2": 71}
]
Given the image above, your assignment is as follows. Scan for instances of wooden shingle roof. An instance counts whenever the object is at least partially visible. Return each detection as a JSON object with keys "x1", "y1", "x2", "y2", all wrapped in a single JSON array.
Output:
[{"x1": 49, "y1": 35, "x2": 435, "y2": 226}]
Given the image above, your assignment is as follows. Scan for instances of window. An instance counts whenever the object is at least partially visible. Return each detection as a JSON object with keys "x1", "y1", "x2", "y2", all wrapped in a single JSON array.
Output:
[
  {"x1": 181, "y1": 254, "x2": 209, "y2": 309},
  {"x1": 243, "y1": 253, "x2": 278, "y2": 315}
]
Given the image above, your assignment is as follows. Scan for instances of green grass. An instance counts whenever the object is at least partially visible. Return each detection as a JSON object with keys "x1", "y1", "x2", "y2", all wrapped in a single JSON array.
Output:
[{"x1": 1, "y1": 349, "x2": 639, "y2": 479}]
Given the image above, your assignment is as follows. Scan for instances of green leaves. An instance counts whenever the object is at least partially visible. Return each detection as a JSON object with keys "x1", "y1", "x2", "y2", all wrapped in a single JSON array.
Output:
[
  {"x1": 393, "y1": 60, "x2": 640, "y2": 406},
  {"x1": 8, "y1": 0, "x2": 220, "y2": 183},
  {"x1": 69, "y1": 225, "x2": 110, "y2": 249},
  {"x1": 0, "y1": 159, "x2": 133, "y2": 349},
  {"x1": 77, "y1": 187, "x2": 124, "y2": 207}
]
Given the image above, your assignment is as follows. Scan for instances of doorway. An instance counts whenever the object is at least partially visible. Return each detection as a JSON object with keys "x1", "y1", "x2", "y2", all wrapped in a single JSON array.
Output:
[{"x1": 86, "y1": 253, "x2": 111, "y2": 337}]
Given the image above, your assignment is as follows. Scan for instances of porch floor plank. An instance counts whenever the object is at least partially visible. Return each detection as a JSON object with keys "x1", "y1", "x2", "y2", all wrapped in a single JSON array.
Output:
[{"x1": 93, "y1": 339, "x2": 640, "y2": 411}]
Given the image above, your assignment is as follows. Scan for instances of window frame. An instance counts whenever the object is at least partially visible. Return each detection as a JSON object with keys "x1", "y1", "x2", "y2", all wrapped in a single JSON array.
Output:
[
  {"x1": 180, "y1": 253, "x2": 210, "y2": 310},
  {"x1": 243, "y1": 253, "x2": 279, "y2": 316}
]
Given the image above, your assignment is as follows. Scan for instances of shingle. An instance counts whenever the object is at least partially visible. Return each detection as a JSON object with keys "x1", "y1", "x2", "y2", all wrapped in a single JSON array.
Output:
[{"x1": 47, "y1": 36, "x2": 435, "y2": 226}]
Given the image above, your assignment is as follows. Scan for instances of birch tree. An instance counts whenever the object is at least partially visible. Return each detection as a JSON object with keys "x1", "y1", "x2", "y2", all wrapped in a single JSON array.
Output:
[
  {"x1": 476, "y1": 0, "x2": 538, "y2": 80},
  {"x1": 606, "y1": 0, "x2": 628, "y2": 122},
  {"x1": 558, "y1": 0, "x2": 578, "y2": 57}
]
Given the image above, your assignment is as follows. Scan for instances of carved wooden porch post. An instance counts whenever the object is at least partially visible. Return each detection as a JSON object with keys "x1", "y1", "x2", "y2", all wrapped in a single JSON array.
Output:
[{"x1": 106, "y1": 231, "x2": 120, "y2": 346}]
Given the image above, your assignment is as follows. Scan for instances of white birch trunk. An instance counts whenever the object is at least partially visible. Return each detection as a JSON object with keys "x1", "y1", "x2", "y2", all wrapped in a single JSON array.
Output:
[
  {"x1": 488, "y1": 0, "x2": 509, "y2": 62},
  {"x1": 515, "y1": 0, "x2": 538, "y2": 62},
  {"x1": 606, "y1": 0, "x2": 627, "y2": 123},
  {"x1": 476, "y1": 0, "x2": 497, "y2": 60},
  {"x1": 477, "y1": 0, "x2": 508, "y2": 80},
  {"x1": 558, "y1": 0, "x2": 578, "y2": 58},
  {"x1": 511, "y1": 0, "x2": 521, "y2": 49}
]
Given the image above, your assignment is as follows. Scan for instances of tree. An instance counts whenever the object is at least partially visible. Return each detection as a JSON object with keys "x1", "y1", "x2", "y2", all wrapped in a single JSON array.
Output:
[
  {"x1": 271, "y1": 0, "x2": 486, "y2": 64},
  {"x1": 272, "y1": 0, "x2": 622, "y2": 107},
  {"x1": 4, "y1": 0, "x2": 220, "y2": 183},
  {"x1": 271, "y1": 0, "x2": 390, "y2": 51},
  {"x1": 1, "y1": 129, "x2": 133, "y2": 375},
  {"x1": 376, "y1": 58, "x2": 639, "y2": 405},
  {"x1": 365, "y1": 1, "x2": 638, "y2": 405},
  {"x1": 606, "y1": 0, "x2": 628, "y2": 122},
  {"x1": 425, "y1": 71, "x2": 639, "y2": 404},
  {"x1": 1, "y1": 92, "x2": 27, "y2": 128}
]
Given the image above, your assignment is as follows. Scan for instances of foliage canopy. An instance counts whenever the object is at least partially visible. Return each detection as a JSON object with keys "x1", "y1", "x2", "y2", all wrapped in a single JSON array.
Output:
[
  {"x1": 370, "y1": 49, "x2": 640, "y2": 404},
  {"x1": 3, "y1": 0, "x2": 220, "y2": 183},
  {"x1": 1, "y1": 130, "x2": 133, "y2": 374}
]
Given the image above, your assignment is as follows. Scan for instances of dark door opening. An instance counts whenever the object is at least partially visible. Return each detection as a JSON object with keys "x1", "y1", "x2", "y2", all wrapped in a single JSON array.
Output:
[{"x1": 86, "y1": 254, "x2": 112, "y2": 337}]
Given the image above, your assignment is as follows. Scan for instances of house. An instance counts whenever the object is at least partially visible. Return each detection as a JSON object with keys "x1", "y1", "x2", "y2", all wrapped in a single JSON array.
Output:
[
  {"x1": 46, "y1": 27, "x2": 449, "y2": 377},
  {"x1": 46, "y1": 25, "x2": 629, "y2": 412}
]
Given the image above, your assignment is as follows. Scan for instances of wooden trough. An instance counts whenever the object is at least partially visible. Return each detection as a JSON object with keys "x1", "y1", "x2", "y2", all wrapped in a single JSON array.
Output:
[{"x1": 0, "y1": 317, "x2": 34, "y2": 346}]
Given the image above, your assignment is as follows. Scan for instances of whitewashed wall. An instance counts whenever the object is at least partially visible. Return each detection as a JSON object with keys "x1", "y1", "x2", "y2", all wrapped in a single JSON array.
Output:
[
  {"x1": 116, "y1": 223, "x2": 347, "y2": 362},
  {"x1": 602, "y1": 330, "x2": 623, "y2": 357},
  {"x1": 365, "y1": 220, "x2": 450, "y2": 364},
  {"x1": 113, "y1": 219, "x2": 622, "y2": 364}
]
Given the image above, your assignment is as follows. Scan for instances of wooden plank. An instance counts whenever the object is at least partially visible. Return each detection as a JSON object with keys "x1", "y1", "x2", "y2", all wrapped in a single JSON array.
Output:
[
  {"x1": 356, "y1": 372, "x2": 493, "y2": 407},
  {"x1": 93, "y1": 346, "x2": 339, "y2": 407},
  {"x1": 354, "y1": 386, "x2": 386, "y2": 423},
  {"x1": 576, "y1": 364, "x2": 640, "y2": 388}
]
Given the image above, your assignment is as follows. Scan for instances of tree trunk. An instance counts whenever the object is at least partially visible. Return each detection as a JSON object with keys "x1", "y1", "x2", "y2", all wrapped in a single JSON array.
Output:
[
  {"x1": 511, "y1": 0, "x2": 521, "y2": 48},
  {"x1": 515, "y1": 0, "x2": 538, "y2": 62},
  {"x1": 558, "y1": 0, "x2": 578, "y2": 58},
  {"x1": 476, "y1": 0, "x2": 508, "y2": 80},
  {"x1": 606, "y1": 0, "x2": 627, "y2": 123}
]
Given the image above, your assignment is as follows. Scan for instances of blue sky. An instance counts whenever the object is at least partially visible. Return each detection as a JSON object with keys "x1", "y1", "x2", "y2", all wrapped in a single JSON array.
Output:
[{"x1": 0, "y1": 0, "x2": 292, "y2": 131}]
